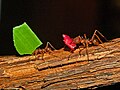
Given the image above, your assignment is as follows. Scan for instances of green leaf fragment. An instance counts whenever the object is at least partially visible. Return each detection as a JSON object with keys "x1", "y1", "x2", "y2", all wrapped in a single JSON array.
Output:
[{"x1": 13, "y1": 22, "x2": 43, "y2": 55}]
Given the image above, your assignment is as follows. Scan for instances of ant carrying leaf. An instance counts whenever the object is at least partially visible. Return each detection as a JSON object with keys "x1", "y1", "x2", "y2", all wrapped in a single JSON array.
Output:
[{"x1": 63, "y1": 30, "x2": 108, "y2": 60}]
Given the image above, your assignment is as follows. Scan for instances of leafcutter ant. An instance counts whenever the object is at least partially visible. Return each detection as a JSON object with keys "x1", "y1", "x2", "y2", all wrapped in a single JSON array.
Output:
[
  {"x1": 63, "y1": 30, "x2": 108, "y2": 60},
  {"x1": 32, "y1": 42, "x2": 56, "y2": 60}
]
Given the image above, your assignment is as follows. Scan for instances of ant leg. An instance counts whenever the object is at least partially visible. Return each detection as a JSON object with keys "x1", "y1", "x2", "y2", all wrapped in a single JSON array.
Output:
[
  {"x1": 45, "y1": 42, "x2": 61, "y2": 59},
  {"x1": 77, "y1": 47, "x2": 85, "y2": 61},
  {"x1": 85, "y1": 42, "x2": 89, "y2": 61},
  {"x1": 41, "y1": 51, "x2": 44, "y2": 60},
  {"x1": 90, "y1": 30, "x2": 107, "y2": 48},
  {"x1": 90, "y1": 30, "x2": 110, "y2": 58},
  {"x1": 94, "y1": 34, "x2": 111, "y2": 51},
  {"x1": 84, "y1": 34, "x2": 89, "y2": 61},
  {"x1": 45, "y1": 42, "x2": 56, "y2": 50},
  {"x1": 91, "y1": 30, "x2": 108, "y2": 42},
  {"x1": 68, "y1": 50, "x2": 73, "y2": 60},
  {"x1": 40, "y1": 50, "x2": 46, "y2": 62},
  {"x1": 95, "y1": 34, "x2": 107, "y2": 48},
  {"x1": 78, "y1": 47, "x2": 82, "y2": 57},
  {"x1": 96, "y1": 30, "x2": 108, "y2": 41},
  {"x1": 45, "y1": 42, "x2": 56, "y2": 54}
]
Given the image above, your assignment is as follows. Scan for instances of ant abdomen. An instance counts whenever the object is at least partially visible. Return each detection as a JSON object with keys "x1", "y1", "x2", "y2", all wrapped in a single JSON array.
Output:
[{"x1": 92, "y1": 39, "x2": 99, "y2": 46}]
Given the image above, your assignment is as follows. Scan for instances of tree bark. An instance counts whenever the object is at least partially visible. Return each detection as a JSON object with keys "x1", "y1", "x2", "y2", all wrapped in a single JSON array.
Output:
[{"x1": 0, "y1": 38, "x2": 120, "y2": 90}]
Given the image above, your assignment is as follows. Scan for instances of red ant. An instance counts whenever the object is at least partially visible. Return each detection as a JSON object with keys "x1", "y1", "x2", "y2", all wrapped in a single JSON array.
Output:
[
  {"x1": 63, "y1": 30, "x2": 108, "y2": 60},
  {"x1": 32, "y1": 42, "x2": 56, "y2": 60}
]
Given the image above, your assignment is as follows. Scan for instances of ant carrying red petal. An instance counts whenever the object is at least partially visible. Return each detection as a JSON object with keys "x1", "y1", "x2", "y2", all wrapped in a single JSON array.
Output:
[{"x1": 63, "y1": 30, "x2": 108, "y2": 60}]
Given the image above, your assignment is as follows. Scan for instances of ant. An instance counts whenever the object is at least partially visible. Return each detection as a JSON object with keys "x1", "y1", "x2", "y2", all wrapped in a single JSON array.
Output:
[
  {"x1": 32, "y1": 42, "x2": 56, "y2": 60},
  {"x1": 63, "y1": 30, "x2": 108, "y2": 60}
]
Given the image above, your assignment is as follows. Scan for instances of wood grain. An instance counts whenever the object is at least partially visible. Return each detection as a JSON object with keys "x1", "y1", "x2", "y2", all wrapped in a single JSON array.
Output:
[{"x1": 0, "y1": 38, "x2": 120, "y2": 90}]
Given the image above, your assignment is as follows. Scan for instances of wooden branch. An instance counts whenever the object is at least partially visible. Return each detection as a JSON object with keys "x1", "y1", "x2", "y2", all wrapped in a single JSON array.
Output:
[{"x1": 0, "y1": 38, "x2": 120, "y2": 90}]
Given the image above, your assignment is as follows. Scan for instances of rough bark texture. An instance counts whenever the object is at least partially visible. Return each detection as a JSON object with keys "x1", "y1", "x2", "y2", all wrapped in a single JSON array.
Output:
[{"x1": 0, "y1": 38, "x2": 120, "y2": 90}]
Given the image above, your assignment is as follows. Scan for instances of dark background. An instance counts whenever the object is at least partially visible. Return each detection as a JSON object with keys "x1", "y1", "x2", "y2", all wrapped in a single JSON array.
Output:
[
  {"x1": 0, "y1": 0, "x2": 120, "y2": 89},
  {"x1": 0, "y1": 0, "x2": 120, "y2": 55}
]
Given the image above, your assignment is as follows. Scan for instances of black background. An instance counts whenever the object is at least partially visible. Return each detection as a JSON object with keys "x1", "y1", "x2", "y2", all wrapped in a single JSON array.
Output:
[
  {"x1": 0, "y1": 0, "x2": 120, "y2": 89},
  {"x1": 0, "y1": 0, "x2": 120, "y2": 55}
]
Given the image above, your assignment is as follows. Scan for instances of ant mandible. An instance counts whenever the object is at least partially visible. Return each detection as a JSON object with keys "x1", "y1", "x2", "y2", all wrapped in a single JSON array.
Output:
[
  {"x1": 32, "y1": 42, "x2": 56, "y2": 60},
  {"x1": 63, "y1": 30, "x2": 108, "y2": 60}
]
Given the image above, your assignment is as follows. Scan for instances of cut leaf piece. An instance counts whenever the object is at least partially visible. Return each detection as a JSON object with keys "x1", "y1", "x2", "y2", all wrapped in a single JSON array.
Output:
[{"x1": 13, "y1": 22, "x2": 43, "y2": 55}]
